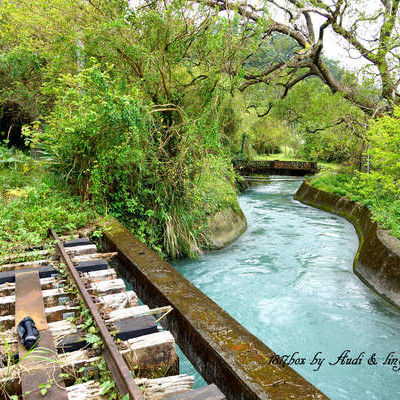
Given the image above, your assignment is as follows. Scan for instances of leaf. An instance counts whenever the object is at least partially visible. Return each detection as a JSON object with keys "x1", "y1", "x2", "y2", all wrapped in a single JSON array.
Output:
[
  {"x1": 100, "y1": 380, "x2": 115, "y2": 394},
  {"x1": 85, "y1": 333, "x2": 101, "y2": 344},
  {"x1": 87, "y1": 326, "x2": 96, "y2": 334}
]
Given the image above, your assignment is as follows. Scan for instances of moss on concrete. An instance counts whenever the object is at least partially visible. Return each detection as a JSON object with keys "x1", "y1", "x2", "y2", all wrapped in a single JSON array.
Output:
[
  {"x1": 101, "y1": 217, "x2": 327, "y2": 400},
  {"x1": 295, "y1": 181, "x2": 400, "y2": 310},
  {"x1": 208, "y1": 207, "x2": 247, "y2": 249}
]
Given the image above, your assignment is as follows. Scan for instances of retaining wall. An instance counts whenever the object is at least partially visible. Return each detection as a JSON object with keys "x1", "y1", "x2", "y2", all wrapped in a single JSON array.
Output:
[{"x1": 295, "y1": 181, "x2": 400, "y2": 309}]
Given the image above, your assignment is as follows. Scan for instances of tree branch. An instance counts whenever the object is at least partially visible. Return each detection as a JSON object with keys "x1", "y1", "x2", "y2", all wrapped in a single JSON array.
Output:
[{"x1": 246, "y1": 103, "x2": 273, "y2": 117}]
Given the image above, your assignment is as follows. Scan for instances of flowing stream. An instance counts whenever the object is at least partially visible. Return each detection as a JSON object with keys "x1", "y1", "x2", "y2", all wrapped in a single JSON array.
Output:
[{"x1": 173, "y1": 177, "x2": 400, "y2": 400}]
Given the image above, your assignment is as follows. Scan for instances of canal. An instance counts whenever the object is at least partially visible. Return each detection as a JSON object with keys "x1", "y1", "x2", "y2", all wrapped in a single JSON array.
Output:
[{"x1": 173, "y1": 177, "x2": 400, "y2": 399}]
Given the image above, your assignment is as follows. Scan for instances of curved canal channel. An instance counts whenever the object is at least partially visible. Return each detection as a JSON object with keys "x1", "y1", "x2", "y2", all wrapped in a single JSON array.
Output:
[{"x1": 173, "y1": 177, "x2": 400, "y2": 400}]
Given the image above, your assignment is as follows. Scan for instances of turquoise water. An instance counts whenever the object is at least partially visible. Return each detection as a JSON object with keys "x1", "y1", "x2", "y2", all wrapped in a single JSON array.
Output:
[{"x1": 173, "y1": 177, "x2": 400, "y2": 400}]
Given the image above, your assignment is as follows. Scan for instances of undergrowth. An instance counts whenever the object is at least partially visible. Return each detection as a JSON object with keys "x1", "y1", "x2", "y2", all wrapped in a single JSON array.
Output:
[
  {"x1": 25, "y1": 65, "x2": 240, "y2": 259},
  {"x1": 311, "y1": 171, "x2": 400, "y2": 239},
  {"x1": 0, "y1": 146, "x2": 97, "y2": 257},
  {"x1": 310, "y1": 108, "x2": 400, "y2": 240}
]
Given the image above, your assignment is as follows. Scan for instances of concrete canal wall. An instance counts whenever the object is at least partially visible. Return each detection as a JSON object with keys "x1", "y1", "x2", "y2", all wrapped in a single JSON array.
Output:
[
  {"x1": 100, "y1": 217, "x2": 327, "y2": 400},
  {"x1": 295, "y1": 181, "x2": 400, "y2": 309}
]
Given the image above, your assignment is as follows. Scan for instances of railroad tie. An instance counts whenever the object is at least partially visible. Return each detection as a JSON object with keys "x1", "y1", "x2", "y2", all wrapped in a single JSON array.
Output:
[
  {"x1": 15, "y1": 269, "x2": 68, "y2": 400},
  {"x1": 166, "y1": 383, "x2": 226, "y2": 400}
]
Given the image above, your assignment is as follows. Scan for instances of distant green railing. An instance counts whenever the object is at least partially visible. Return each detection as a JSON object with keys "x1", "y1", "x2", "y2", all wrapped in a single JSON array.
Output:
[{"x1": 233, "y1": 160, "x2": 318, "y2": 176}]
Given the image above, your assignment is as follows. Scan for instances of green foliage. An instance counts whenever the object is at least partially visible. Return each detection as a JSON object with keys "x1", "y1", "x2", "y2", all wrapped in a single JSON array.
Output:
[
  {"x1": 368, "y1": 106, "x2": 400, "y2": 178},
  {"x1": 223, "y1": 42, "x2": 366, "y2": 163},
  {"x1": 0, "y1": 0, "x2": 252, "y2": 258},
  {"x1": 245, "y1": 33, "x2": 300, "y2": 69},
  {"x1": 312, "y1": 172, "x2": 400, "y2": 239},
  {"x1": 250, "y1": 119, "x2": 292, "y2": 155},
  {"x1": 0, "y1": 0, "x2": 254, "y2": 258},
  {"x1": 0, "y1": 46, "x2": 45, "y2": 119},
  {"x1": 273, "y1": 79, "x2": 366, "y2": 162},
  {"x1": 311, "y1": 107, "x2": 400, "y2": 239},
  {"x1": 38, "y1": 64, "x2": 151, "y2": 201},
  {"x1": 311, "y1": 171, "x2": 353, "y2": 197},
  {"x1": 27, "y1": 63, "x2": 239, "y2": 258},
  {"x1": 1, "y1": 0, "x2": 381, "y2": 259},
  {"x1": 219, "y1": 98, "x2": 242, "y2": 151},
  {"x1": 0, "y1": 146, "x2": 96, "y2": 256}
]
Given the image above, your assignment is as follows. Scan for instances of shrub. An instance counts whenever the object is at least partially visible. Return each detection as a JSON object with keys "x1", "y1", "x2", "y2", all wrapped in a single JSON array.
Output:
[
  {"x1": 26, "y1": 64, "x2": 239, "y2": 257},
  {"x1": 0, "y1": 146, "x2": 96, "y2": 256}
]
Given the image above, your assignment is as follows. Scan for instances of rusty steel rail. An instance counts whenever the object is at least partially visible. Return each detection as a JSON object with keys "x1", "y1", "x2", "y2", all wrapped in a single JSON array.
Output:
[{"x1": 50, "y1": 229, "x2": 144, "y2": 400}]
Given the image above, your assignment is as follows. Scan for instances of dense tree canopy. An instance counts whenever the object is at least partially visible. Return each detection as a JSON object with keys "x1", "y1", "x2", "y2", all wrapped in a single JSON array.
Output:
[
  {"x1": 1, "y1": 0, "x2": 399, "y2": 255},
  {"x1": 0, "y1": 0, "x2": 254, "y2": 256},
  {"x1": 201, "y1": 0, "x2": 400, "y2": 115}
]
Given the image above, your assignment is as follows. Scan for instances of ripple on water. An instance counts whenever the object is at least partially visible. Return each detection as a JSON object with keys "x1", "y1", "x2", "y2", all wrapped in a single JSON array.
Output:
[{"x1": 173, "y1": 178, "x2": 400, "y2": 400}]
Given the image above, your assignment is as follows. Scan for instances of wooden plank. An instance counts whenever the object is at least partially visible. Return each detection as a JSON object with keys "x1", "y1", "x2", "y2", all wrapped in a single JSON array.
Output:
[
  {"x1": 57, "y1": 315, "x2": 158, "y2": 352},
  {"x1": 0, "y1": 259, "x2": 50, "y2": 272},
  {"x1": 0, "y1": 281, "x2": 18, "y2": 296},
  {"x1": 71, "y1": 252, "x2": 118, "y2": 263},
  {"x1": 15, "y1": 270, "x2": 47, "y2": 330},
  {"x1": 136, "y1": 375, "x2": 194, "y2": 399},
  {"x1": 66, "y1": 376, "x2": 194, "y2": 400},
  {"x1": 67, "y1": 381, "x2": 103, "y2": 400},
  {"x1": 1, "y1": 320, "x2": 77, "y2": 355},
  {"x1": 0, "y1": 250, "x2": 51, "y2": 264},
  {"x1": 0, "y1": 259, "x2": 110, "y2": 285},
  {"x1": 64, "y1": 238, "x2": 92, "y2": 247},
  {"x1": 0, "y1": 253, "x2": 116, "y2": 273},
  {"x1": 81, "y1": 269, "x2": 117, "y2": 283},
  {"x1": 97, "y1": 291, "x2": 138, "y2": 312},
  {"x1": 0, "y1": 288, "x2": 69, "y2": 315},
  {"x1": 1, "y1": 331, "x2": 179, "y2": 383},
  {"x1": 112, "y1": 316, "x2": 158, "y2": 341},
  {"x1": 0, "y1": 305, "x2": 78, "y2": 330},
  {"x1": 75, "y1": 259, "x2": 109, "y2": 273},
  {"x1": 106, "y1": 305, "x2": 150, "y2": 322},
  {"x1": 108, "y1": 306, "x2": 172, "y2": 321},
  {"x1": 166, "y1": 384, "x2": 226, "y2": 400},
  {"x1": 15, "y1": 271, "x2": 68, "y2": 400},
  {"x1": 1, "y1": 290, "x2": 140, "y2": 350},
  {"x1": 19, "y1": 331, "x2": 68, "y2": 400},
  {"x1": 0, "y1": 272, "x2": 119, "y2": 317},
  {"x1": 0, "y1": 268, "x2": 116, "y2": 296},
  {"x1": 0, "y1": 265, "x2": 55, "y2": 284},
  {"x1": 88, "y1": 278, "x2": 126, "y2": 296},
  {"x1": 124, "y1": 331, "x2": 178, "y2": 373},
  {"x1": 57, "y1": 331, "x2": 179, "y2": 375},
  {"x1": 64, "y1": 244, "x2": 97, "y2": 256}
]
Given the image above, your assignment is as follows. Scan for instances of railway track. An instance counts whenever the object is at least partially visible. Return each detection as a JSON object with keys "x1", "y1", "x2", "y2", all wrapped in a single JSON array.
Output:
[{"x1": 0, "y1": 230, "x2": 225, "y2": 400}]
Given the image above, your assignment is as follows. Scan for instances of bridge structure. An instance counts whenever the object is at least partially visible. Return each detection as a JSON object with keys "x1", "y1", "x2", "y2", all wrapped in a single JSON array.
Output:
[{"x1": 233, "y1": 160, "x2": 318, "y2": 176}]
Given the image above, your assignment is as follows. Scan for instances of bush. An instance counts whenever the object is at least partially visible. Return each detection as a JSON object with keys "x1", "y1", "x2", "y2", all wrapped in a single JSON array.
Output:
[
  {"x1": 311, "y1": 107, "x2": 400, "y2": 239},
  {"x1": 0, "y1": 146, "x2": 96, "y2": 256},
  {"x1": 26, "y1": 64, "x2": 239, "y2": 257}
]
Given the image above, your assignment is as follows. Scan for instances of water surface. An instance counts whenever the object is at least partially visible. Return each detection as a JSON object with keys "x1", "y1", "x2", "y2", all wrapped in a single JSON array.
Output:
[{"x1": 173, "y1": 177, "x2": 400, "y2": 399}]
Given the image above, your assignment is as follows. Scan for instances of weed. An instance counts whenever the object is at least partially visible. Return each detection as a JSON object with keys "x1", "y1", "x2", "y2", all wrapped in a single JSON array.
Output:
[{"x1": 0, "y1": 145, "x2": 97, "y2": 258}]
